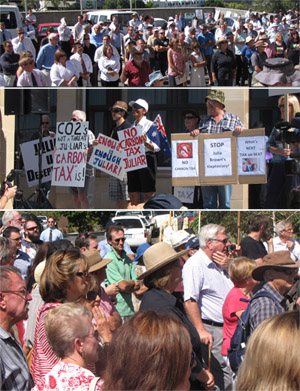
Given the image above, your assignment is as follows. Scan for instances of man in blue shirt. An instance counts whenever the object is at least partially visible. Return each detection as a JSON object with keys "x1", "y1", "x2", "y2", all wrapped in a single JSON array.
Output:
[
  {"x1": 197, "y1": 24, "x2": 215, "y2": 85},
  {"x1": 36, "y1": 33, "x2": 60, "y2": 85},
  {"x1": 90, "y1": 24, "x2": 103, "y2": 48},
  {"x1": 40, "y1": 217, "x2": 63, "y2": 242}
]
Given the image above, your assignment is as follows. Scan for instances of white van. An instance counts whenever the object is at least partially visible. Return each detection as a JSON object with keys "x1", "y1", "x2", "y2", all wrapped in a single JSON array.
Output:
[
  {"x1": 0, "y1": 5, "x2": 23, "y2": 38},
  {"x1": 86, "y1": 10, "x2": 138, "y2": 32}
]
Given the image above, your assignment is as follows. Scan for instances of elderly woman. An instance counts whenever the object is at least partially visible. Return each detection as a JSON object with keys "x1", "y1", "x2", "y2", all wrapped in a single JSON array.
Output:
[
  {"x1": 103, "y1": 311, "x2": 193, "y2": 391},
  {"x1": 222, "y1": 257, "x2": 257, "y2": 362},
  {"x1": 211, "y1": 37, "x2": 236, "y2": 86},
  {"x1": 167, "y1": 37, "x2": 186, "y2": 86},
  {"x1": 31, "y1": 248, "x2": 90, "y2": 388},
  {"x1": 50, "y1": 49, "x2": 79, "y2": 86},
  {"x1": 33, "y1": 303, "x2": 103, "y2": 391},
  {"x1": 139, "y1": 242, "x2": 214, "y2": 390},
  {"x1": 98, "y1": 44, "x2": 120, "y2": 87}
]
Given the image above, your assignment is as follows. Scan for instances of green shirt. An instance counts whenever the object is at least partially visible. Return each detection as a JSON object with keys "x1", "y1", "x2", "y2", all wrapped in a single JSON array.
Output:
[{"x1": 105, "y1": 247, "x2": 137, "y2": 317}]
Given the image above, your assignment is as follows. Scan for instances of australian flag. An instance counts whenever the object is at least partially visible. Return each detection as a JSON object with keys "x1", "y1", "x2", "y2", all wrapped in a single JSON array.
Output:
[{"x1": 147, "y1": 115, "x2": 171, "y2": 159}]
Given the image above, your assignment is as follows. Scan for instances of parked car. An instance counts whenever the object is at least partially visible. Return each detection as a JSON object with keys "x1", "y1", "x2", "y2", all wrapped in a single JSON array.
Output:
[
  {"x1": 37, "y1": 23, "x2": 60, "y2": 44},
  {"x1": 154, "y1": 18, "x2": 167, "y2": 29},
  {"x1": 115, "y1": 210, "x2": 154, "y2": 224},
  {"x1": 0, "y1": 5, "x2": 23, "y2": 38},
  {"x1": 112, "y1": 215, "x2": 151, "y2": 249}
]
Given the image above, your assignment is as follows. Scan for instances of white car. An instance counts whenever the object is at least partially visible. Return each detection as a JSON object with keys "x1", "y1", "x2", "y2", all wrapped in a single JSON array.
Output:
[{"x1": 112, "y1": 215, "x2": 151, "y2": 249}]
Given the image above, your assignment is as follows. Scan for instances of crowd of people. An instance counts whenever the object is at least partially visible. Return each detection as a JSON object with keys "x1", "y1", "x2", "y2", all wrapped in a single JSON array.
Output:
[
  {"x1": 3, "y1": 8, "x2": 300, "y2": 86},
  {"x1": 0, "y1": 210, "x2": 299, "y2": 390}
]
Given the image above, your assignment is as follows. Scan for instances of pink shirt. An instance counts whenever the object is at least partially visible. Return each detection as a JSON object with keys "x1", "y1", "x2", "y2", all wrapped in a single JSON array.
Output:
[
  {"x1": 221, "y1": 287, "x2": 249, "y2": 355},
  {"x1": 168, "y1": 48, "x2": 185, "y2": 76}
]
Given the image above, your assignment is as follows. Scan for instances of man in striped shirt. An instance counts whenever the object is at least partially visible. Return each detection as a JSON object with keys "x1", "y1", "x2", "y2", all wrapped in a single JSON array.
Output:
[{"x1": 0, "y1": 266, "x2": 34, "y2": 390}]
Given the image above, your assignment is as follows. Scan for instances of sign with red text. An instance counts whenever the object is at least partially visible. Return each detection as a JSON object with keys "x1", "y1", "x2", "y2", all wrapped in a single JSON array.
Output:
[
  {"x1": 117, "y1": 125, "x2": 147, "y2": 172},
  {"x1": 52, "y1": 121, "x2": 88, "y2": 187},
  {"x1": 20, "y1": 136, "x2": 55, "y2": 187},
  {"x1": 89, "y1": 134, "x2": 125, "y2": 180}
]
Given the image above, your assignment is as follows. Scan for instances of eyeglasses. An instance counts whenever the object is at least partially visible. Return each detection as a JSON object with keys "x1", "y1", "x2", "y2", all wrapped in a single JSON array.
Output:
[
  {"x1": 273, "y1": 268, "x2": 297, "y2": 276},
  {"x1": 85, "y1": 329, "x2": 99, "y2": 340},
  {"x1": 18, "y1": 32, "x2": 25, "y2": 34},
  {"x1": 111, "y1": 109, "x2": 124, "y2": 113},
  {"x1": 211, "y1": 238, "x2": 229, "y2": 245},
  {"x1": 71, "y1": 117, "x2": 82, "y2": 121},
  {"x1": 48, "y1": 220, "x2": 54, "y2": 223},
  {"x1": 59, "y1": 54, "x2": 67, "y2": 58},
  {"x1": 113, "y1": 237, "x2": 125, "y2": 243},
  {"x1": 1, "y1": 288, "x2": 29, "y2": 299},
  {"x1": 10, "y1": 236, "x2": 22, "y2": 241},
  {"x1": 24, "y1": 59, "x2": 34, "y2": 66},
  {"x1": 27, "y1": 226, "x2": 38, "y2": 231},
  {"x1": 132, "y1": 104, "x2": 143, "y2": 110},
  {"x1": 184, "y1": 116, "x2": 197, "y2": 120},
  {"x1": 41, "y1": 121, "x2": 49, "y2": 124},
  {"x1": 86, "y1": 290, "x2": 101, "y2": 301},
  {"x1": 6, "y1": 45, "x2": 13, "y2": 48},
  {"x1": 279, "y1": 104, "x2": 293, "y2": 108},
  {"x1": 76, "y1": 271, "x2": 89, "y2": 277},
  {"x1": 84, "y1": 37, "x2": 90, "y2": 40}
]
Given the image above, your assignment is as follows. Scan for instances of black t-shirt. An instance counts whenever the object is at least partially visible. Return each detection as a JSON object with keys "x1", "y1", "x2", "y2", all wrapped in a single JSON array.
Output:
[
  {"x1": 109, "y1": 118, "x2": 132, "y2": 140},
  {"x1": 154, "y1": 37, "x2": 169, "y2": 61},
  {"x1": 240, "y1": 235, "x2": 267, "y2": 260}
]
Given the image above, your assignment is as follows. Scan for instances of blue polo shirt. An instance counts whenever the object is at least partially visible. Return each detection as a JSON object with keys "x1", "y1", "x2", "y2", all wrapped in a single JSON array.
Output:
[{"x1": 36, "y1": 43, "x2": 60, "y2": 70}]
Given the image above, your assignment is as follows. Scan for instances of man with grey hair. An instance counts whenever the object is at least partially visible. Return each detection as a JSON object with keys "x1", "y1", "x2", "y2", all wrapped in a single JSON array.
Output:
[
  {"x1": 1, "y1": 211, "x2": 22, "y2": 230},
  {"x1": 69, "y1": 110, "x2": 95, "y2": 208},
  {"x1": 0, "y1": 237, "x2": 15, "y2": 266},
  {"x1": 182, "y1": 223, "x2": 235, "y2": 391},
  {"x1": 36, "y1": 32, "x2": 60, "y2": 85},
  {"x1": 0, "y1": 266, "x2": 34, "y2": 390},
  {"x1": 265, "y1": 220, "x2": 300, "y2": 261}
]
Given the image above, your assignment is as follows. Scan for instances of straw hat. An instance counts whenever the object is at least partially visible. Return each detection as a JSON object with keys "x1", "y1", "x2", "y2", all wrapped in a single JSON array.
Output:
[
  {"x1": 85, "y1": 250, "x2": 111, "y2": 273},
  {"x1": 255, "y1": 40, "x2": 268, "y2": 48},
  {"x1": 252, "y1": 251, "x2": 300, "y2": 281},
  {"x1": 217, "y1": 37, "x2": 228, "y2": 46},
  {"x1": 109, "y1": 100, "x2": 128, "y2": 113},
  {"x1": 137, "y1": 242, "x2": 189, "y2": 280},
  {"x1": 246, "y1": 36, "x2": 254, "y2": 44}
]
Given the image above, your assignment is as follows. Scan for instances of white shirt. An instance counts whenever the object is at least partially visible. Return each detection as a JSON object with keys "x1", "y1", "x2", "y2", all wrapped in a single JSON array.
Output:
[
  {"x1": 58, "y1": 24, "x2": 72, "y2": 41},
  {"x1": 94, "y1": 44, "x2": 119, "y2": 62},
  {"x1": 12, "y1": 36, "x2": 36, "y2": 59},
  {"x1": 50, "y1": 61, "x2": 79, "y2": 86},
  {"x1": 133, "y1": 116, "x2": 160, "y2": 152},
  {"x1": 98, "y1": 55, "x2": 120, "y2": 82},
  {"x1": 17, "y1": 69, "x2": 48, "y2": 86},
  {"x1": 182, "y1": 248, "x2": 233, "y2": 323},
  {"x1": 264, "y1": 236, "x2": 300, "y2": 262},
  {"x1": 70, "y1": 52, "x2": 93, "y2": 74}
]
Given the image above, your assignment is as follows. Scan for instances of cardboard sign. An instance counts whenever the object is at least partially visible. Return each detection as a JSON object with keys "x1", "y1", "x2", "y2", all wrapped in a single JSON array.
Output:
[
  {"x1": 204, "y1": 138, "x2": 232, "y2": 177},
  {"x1": 89, "y1": 134, "x2": 125, "y2": 180},
  {"x1": 20, "y1": 136, "x2": 55, "y2": 188},
  {"x1": 117, "y1": 125, "x2": 147, "y2": 172},
  {"x1": 174, "y1": 186, "x2": 195, "y2": 204},
  {"x1": 52, "y1": 121, "x2": 89, "y2": 187}
]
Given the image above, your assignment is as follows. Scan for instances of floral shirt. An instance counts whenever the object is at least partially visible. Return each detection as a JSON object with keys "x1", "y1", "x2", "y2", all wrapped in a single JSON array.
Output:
[{"x1": 32, "y1": 361, "x2": 104, "y2": 391}]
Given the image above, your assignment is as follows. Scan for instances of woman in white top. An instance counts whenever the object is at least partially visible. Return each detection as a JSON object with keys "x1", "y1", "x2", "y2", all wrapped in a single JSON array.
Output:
[
  {"x1": 189, "y1": 41, "x2": 206, "y2": 87},
  {"x1": 98, "y1": 44, "x2": 120, "y2": 87},
  {"x1": 50, "y1": 49, "x2": 79, "y2": 87}
]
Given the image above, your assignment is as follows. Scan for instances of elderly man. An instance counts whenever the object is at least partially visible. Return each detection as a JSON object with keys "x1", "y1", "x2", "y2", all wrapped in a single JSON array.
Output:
[
  {"x1": 249, "y1": 251, "x2": 300, "y2": 333},
  {"x1": 182, "y1": 223, "x2": 235, "y2": 390},
  {"x1": 12, "y1": 27, "x2": 36, "y2": 59},
  {"x1": 0, "y1": 237, "x2": 15, "y2": 266},
  {"x1": 36, "y1": 33, "x2": 60, "y2": 85},
  {"x1": 40, "y1": 216, "x2": 63, "y2": 242},
  {"x1": 191, "y1": 90, "x2": 244, "y2": 209},
  {"x1": 267, "y1": 220, "x2": 300, "y2": 261},
  {"x1": 3, "y1": 227, "x2": 31, "y2": 281},
  {"x1": 104, "y1": 224, "x2": 140, "y2": 322},
  {"x1": 120, "y1": 45, "x2": 151, "y2": 86},
  {"x1": 1, "y1": 211, "x2": 22, "y2": 230},
  {"x1": 0, "y1": 266, "x2": 34, "y2": 390},
  {"x1": 90, "y1": 24, "x2": 103, "y2": 48},
  {"x1": 0, "y1": 40, "x2": 20, "y2": 86}
]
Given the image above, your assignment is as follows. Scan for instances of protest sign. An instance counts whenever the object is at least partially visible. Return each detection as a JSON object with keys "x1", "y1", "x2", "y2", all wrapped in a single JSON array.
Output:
[
  {"x1": 117, "y1": 125, "x2": 147, "y2": 172},
  {"x1": 89, "y1": 134, "x2": 125, "y2": 180},
  {"x1": 52, "y1": 121, "x2": 88, "y2": 187},
  {"x1": 203, "y1": 137, "x2": 232, "y2": 177},
  {"x1": 20, "y1": 136, "x2": 55, "y2": 187},
  {"x1": 174, "y1": 186, "x2": 195, "y2": 204},
  {"x1": 171, "y1": 136, "x2": 199, "y2": 186}
]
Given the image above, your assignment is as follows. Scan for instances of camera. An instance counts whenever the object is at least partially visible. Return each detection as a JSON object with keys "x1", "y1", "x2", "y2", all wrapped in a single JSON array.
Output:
[
  {"x1": 0, "y1": 170, "x2": 23, "y2": 200},
  {"x1": 227, "y1": 244, "x2": 236, "y2": 252}
]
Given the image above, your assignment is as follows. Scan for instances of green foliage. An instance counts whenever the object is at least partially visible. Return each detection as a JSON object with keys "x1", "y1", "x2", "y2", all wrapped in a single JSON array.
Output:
[
  {"x1": 202, "y1": 0, "x2": 226, "y2": 7},
  {"x1": 226, "y1": 2, "x2": 248, "y2": 10},
  {"x1": 252, "y1": 0, "x2": 298, "y2": 13},
  {"x1": 21, "y1": 0, "x2": 40, "y2": 9},
  {"x1": 144, "y1": 1, "x2": 156, "y2": 7},
  {"x1": 191, "y1": 211, "x2": 300, "y2": 243},
  {"x1": 55, "y1": 211, "x2": 114, "y2": 232}
]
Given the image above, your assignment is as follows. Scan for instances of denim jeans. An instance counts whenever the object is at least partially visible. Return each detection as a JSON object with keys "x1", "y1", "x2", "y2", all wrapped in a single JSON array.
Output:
[{"x1": 201, "y1": 185, "x2": 232, "y2": 209}]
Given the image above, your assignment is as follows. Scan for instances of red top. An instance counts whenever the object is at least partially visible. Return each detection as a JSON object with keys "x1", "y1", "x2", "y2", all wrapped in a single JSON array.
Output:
[
  {"x1": 221, "y1": 287, "x2": 249, "y2": 356},
  {"x1": 124, "y1": 59, "x2": 151, "y2": 87}
]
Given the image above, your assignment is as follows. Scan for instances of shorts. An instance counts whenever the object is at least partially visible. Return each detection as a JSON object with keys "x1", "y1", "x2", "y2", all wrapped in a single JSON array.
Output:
[
  {"x1": 109, "y1": 174, "x2": 129, "y2": 201},
  {"x1": 69, "y1": 175, "x2": 90, "y2": 195},
  {"x1": 127, "y1": 152, "x2": 157, "y2": 193}
]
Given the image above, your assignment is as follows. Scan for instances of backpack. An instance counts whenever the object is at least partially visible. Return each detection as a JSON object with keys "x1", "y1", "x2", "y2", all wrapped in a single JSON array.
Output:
[{"x1": 227, "y1": 290, "x2": 282, "y2": 373}]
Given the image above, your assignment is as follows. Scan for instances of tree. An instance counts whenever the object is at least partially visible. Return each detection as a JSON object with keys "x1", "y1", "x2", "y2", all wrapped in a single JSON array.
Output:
[{"x1": 55, "y1": 211, "x2": 113, "y2": 232}]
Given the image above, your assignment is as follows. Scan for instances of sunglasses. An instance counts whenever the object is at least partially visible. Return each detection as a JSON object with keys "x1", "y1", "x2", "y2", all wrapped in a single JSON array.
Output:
[
  {"x1": 24, "y1": 59, "x2": 34, "y2": 66},
  {"x1": 211, "y1": 238, "x2": 229, "y2": 245},
  {"x1": 113, "y1": 237, "x2": 125, "y2": 243},
  {"x1": 59, "y1": 54, "x2": 67, "y2": 58},
  {"x1": 11, "y1": 236, "x2": 22, "y2": 241},
  {"x1": 19, "y1": 32, "x2": 25, "y2": 34},
  {"x1": 111, "y1": 109, "x2": 124, "y2": 113},
  {"x1": 184, "y1": 116, "x2": 197, "y2": 120},
  {"x1": 86, "y1": 290, "x2": 102, "y2": 301},
  {"x1": 132, "y1": 104, "x2": 143, "y2": 110},
  {"x1": 76, "y1": 270, "x2": 89, "y2": 277},
  {"x1": 27, "y1": 226, "x2": 38, "y2": 231},
  {"x1": 84, "y1": 37, "x2": 90, "y2": 40},
  {"x1": 71, "y1": 117, "x2": 81, "y2": 121},
  {"x1": 42, "y1": 122, "x2": 49, "y2": 124},
  {"x1": 273, "y1": 268, "x2": 297, "y2": 275}
]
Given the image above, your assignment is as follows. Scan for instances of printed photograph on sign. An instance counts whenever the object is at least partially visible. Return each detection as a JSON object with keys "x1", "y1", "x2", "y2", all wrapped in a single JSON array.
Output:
[{"x1": 237, "y1": 136, "x2": 266, "y2": 176}]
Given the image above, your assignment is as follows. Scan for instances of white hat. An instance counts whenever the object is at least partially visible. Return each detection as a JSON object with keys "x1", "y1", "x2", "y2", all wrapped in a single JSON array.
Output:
[
  {"x1": 170, "y1": 230, "x2": 192, "y2": 249},
  {"x1": 129, "y1": 98, "x2": 149, "y2": 112}
]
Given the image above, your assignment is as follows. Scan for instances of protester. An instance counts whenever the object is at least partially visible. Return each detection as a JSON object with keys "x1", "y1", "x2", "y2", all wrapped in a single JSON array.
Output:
[
  {"x1": 40, "y1": 217, "x2": 63, "y2": 242},
  {"x1": 58, "y1": 17, "x2": 72, "y2": 58},
  {"x1": 0, "y1": 185, "x2": 17, "y2": 209},
  {"x1": 270, "y1": 220, "x2": 300, "y2": 260},
  {"x1": 211, "y1": 37, "x2": 236, "y2": 86},
  {"x1": 82, "y1": 33, "x2": 98, "y2": 86},
  {"x1": 154, "y1": 28, "x2": 169, "y2": 76},
  {"x1": 120, "y1": 45, "x2": 151, "y2": 86},
  {"x1": 167, "y1": 37, "x2": 185, "y2": 86},
  {"x1": 0, "y1": 22, "x2": 12, "y2": 55},
  {"x1": 189, "y1": 41, "x2": 206, "y2": 86},
  {"x1": 98, "y1": 44, "x2": 120, "y2": 87},
  {"x1": 70, "y1": 41, "x2": 93, "y2": 87},
  {"x1": 0, "y1": 40, "x2": 20, "y2": 86},
  {"x1": 36, "y1": 33, "x2": 60, "y2": 85},
  {"x1": 21, "y1": 220, "x2": 43, "y2": 263},
  {"x1": 50, "y1": 49, "x2": 79, "y2": 86},
  {"x1": 17, "y1": 56, "x2": 47, "y2": 87},
  {"x1": 12, "y1": 27, "x2": 36, "y2": 59}
]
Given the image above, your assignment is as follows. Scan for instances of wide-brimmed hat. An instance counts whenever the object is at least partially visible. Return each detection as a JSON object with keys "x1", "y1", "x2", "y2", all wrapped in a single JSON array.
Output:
[
  {"x1": 109, "y1": 100, "x2": 128, "y2": 113},
  {"x1": 129, "y1": 98, "x2": 149, "y2": 112},
  {"x1": 260, "y1": 33, "x2": 269, "y2": 40},
  {"x1": 254, "y1": 58, "x2": 300, "y2": 85},
  {"x1": 137, "y1": 242, "x2": 189, "y2": 280},
  {"x1": 255, "y1": 40, "x2": 268, "y2": 48},
  {"x1": 134, "y1": 243, "x2": 151, "y2": 262},
  {"x1": 252, "y1": 251, "x2": 300, "y2": 281},
  {"x1": 205, "y1": 90, "x2": 225, "y2": 107},
  {"x1": 246, "y1": 36, "x2": 254, "y2": 44},
  {"x1": 217, "y1": 37, "x2": 228, "y2": 46},
  {"x1": 85, "y1": 250, "x2": 111, "y2": 272},
  {"x1": 170, "y1": 230, "x2": 192, "y2": 249},
  {"x1": 145, "y1": 70, "x2": 168, "y2": 86}
]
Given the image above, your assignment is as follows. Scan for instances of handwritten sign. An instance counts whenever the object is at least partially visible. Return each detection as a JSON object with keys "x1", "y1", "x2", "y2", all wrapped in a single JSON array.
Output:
[
  {"x1": 172, "y1": 140, "x2": 199, "y2": 178},
  {"x1": 117, "y1": 125, "x2": 147, "y2": 172},
  {"x1": 52, "y1": 121, "x2": 88, "y2": 187},
  {"x1": 174, "y1": 186, "x2": 195, "y2": 204},
  {"x1": 204, "y1": 138, "x2": 232, "y2": 177},
  {"x1": 89, "y1": 134, "x2": 125, "y2": 180},
  {"x1": 237, "y1": 136, "x2": 266, "y2": 176},
  {"x1": 20, "y1": 136, "x2": 55, "y2": 187}
]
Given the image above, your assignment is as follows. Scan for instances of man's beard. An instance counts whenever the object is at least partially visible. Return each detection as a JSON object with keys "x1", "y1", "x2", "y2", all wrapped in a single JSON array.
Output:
[{"x1": 27, "y1": 232, "x2": 40, "y2": 243}]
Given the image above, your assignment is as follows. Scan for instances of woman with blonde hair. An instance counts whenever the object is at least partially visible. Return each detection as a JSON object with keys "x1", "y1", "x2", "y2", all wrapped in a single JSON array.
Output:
[
  {"x1": 103, "y1": 311, "x2": 193, "y2": 391},
  {"x1": 265, "y1": 94, "x2": 300, "y2": 208},
  {"x1": 167, "y1": 37, "x2": 185, "y2": 86},
  {"x1": 50, "y1": 49, "x2": 79, "y2": 86},
  {"x1": 236, "y1": 310, "x2": 300, "y2": 391}
]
